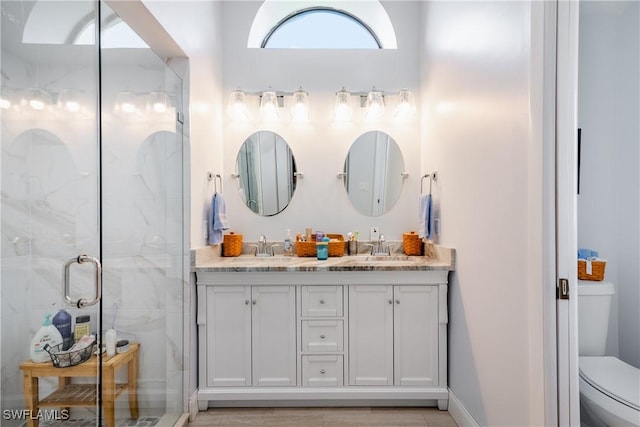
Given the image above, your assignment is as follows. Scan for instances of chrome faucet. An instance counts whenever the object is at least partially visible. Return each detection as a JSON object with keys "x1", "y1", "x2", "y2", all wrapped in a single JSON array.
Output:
[
  {"x1": 258, "y1": 234, "x2": 267, "y2": 255},
  {"x1": 249, "y1": 234, "x2": 279, "y2": 256}
]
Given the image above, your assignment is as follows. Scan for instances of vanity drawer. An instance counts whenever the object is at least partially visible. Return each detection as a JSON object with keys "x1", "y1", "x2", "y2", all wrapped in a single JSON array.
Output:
[
  {"x1": 302, "y1": 355, "x2": 344, "y2": 387},
  {"x1": 302, "y1": 320, "x2": 344, "y2": 352},
  {"x1": 301, "y1": 286, "x2": 343, "y2": 317}
]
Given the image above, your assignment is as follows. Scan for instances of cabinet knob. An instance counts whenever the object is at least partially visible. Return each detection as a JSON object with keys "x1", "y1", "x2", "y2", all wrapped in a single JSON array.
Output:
[
  {"x1": 319, "y1": 299, "x2": 325, "y2": 304},
  {"x1": 244, "y1": 300, "x2": 250, "y2": 305},
  {"x1": 320, "y1": 335, "x2": 326, "y2": 339},
  {"x1": 395, "y1": 299, "x2": 400, "y2": 304},
  {"x1": 388, "y1": 299, "x2": 393, "y2": 304},
  {"x1": 320, "y1": 369, "x2": 326, "y2": 375},
  {"x1": 252, "y1": 300, "x2": 257, "y2": 305}
]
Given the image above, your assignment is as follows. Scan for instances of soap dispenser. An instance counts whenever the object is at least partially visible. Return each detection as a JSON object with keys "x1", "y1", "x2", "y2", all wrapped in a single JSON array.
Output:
[{"x1": 284, "y1": 229, "x2": 293, "y2": 256}]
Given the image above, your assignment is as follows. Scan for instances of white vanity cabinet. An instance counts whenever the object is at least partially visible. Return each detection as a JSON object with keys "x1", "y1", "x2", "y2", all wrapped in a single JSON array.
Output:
[
  {"x1": 199, "y1": 284, "x2": 296, "y2": 389},
  {"x1": 196, "y1": 270, "x2": 450, "y2": 410},
  {"x1": 349, "y1": 285, "x2": 439, "y2": 387}
]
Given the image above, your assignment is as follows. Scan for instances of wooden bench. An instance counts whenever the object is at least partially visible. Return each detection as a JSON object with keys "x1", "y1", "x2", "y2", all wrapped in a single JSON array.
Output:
[{"x1": 19, "y1": 342, "x2": 139, "y2": 427}]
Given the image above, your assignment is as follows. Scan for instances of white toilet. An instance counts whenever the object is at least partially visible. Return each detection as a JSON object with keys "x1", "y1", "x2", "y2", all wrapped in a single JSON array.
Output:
[{"x1": 578, "y1": 280, "x2": 640, "y2": 427}]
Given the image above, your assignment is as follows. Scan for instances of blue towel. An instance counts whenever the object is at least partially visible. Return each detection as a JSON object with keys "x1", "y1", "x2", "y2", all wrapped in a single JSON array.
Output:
[
  {"x1": 578, "y1": 248, "x2": 599, "y2": 259},
  {"x1": 418, "y1": 194, "x2": 434, "y2": 239},
  {"x1": 208, "y1": 193, "x2": 229, "y2": 245}
]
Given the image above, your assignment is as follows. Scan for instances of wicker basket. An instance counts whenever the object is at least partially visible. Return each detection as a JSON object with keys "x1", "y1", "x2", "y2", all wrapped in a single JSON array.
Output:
[
  {"x1": 223, "y1": 232, "x2": 243, "y2": 257},
  {"x1": 403, "y1": 231, "x2": 423, "y2": 256},
  {"x1": 578, "y1": 259, "x2": 606, "y2": 281},
  {"x1": 296, "y1": 233, "x2": 345, "y2": 257}
]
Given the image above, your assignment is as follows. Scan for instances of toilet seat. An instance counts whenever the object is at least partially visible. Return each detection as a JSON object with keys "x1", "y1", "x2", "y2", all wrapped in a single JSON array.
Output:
[{"x1": 579, "y1": 356, "x2": 640, "y2": 411}]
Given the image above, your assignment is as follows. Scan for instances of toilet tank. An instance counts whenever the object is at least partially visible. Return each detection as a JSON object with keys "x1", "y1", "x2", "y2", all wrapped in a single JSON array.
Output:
[{"x1": 578, "y1": 280, "x2": 615, "y2": 356}]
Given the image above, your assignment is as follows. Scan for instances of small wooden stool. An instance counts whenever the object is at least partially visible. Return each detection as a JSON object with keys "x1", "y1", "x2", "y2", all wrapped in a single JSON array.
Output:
[{"x1": 19, "y1": 342, "x2": 139, "y2": 427}]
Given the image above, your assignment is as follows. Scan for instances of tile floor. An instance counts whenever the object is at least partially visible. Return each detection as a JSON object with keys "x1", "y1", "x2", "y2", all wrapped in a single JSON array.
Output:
[{"x1": 188, "y1": 407, "x2": 459, "y2": 427}]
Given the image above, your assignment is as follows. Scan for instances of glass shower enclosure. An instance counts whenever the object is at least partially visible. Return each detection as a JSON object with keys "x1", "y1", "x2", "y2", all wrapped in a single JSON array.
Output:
[{"x1": 1, "y1": 1, "x2": 186, "y2": 426}]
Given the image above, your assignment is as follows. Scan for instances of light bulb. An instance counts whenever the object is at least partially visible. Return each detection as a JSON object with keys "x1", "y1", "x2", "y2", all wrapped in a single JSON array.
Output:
[
  {"x1": 394, "y1": 89, "x2": 415, "y2": 121},
  {"x1": 115, "y1": 91, "x2": 136, "y2": 114},
  {"x1": 365, "y1": 89, "x2": 385, "y2": 121},
  {"x1": 25, "y1": 88, "x2": 52, "y2": 111},
  {"x1": 148, "y1": 91, "x2": 170, "y2": 113},
  {"x1": 334, "y1": 88, "x2": 352, "y2": 122},
  {"x1": 291, "y1": 88, "x2": 309, "y2": 122},
  {"x1": 57, "y1": 89, "x2": 82, "y2": 113},
  {"x1": 227, "y1": 90, "x2": 249, "y2": 121},
  {"x1": 260, "y1": 90, "x2": 279, "y2": 122}
]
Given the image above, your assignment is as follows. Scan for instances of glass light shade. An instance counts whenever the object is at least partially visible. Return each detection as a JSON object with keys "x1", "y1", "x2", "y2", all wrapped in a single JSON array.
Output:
[
  {"x1": 365, "y1": 90, "x2": 385, "y2": 120},
  {"x1": 115, "y1": 91, "x2": 136, "y2": 114},
  {"x1": 57, "y1": 89, "x2": 81, "y2": 113},
  {"x1": 147, "y1": 91, "x2": 170, "y2": 113},
  {"x1": 227, "y1": 89, "x2": 250, "y2": 121},
  {"x1": 260, "y1": 90, "x2": 279, "y2": 122},
  {"x1": 291, "y1": 88, "x2": 309, "y2": 122},
  {"x1": 334, "y1": 88, "x2": 352, "y2": 122},
  {"x1": 24, "y1": 88, "x2": 52, "y2": 111},
  {"x1": 395, "y1": 89, "x2": 416, "y2": 120}
]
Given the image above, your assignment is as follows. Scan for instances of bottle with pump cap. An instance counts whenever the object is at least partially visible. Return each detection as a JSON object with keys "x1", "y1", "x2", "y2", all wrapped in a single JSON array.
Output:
[
  {"x1": 30, "y1": 313, "x2": 63, "y2": 363},
  {"x1": 284, "y1": 229, "x2": 293, "y2": 256}
]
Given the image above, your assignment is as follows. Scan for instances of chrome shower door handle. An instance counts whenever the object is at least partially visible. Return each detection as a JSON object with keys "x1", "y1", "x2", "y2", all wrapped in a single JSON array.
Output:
[{"x1": 63, "y1": 254, "x2": 102, "y2": 308}]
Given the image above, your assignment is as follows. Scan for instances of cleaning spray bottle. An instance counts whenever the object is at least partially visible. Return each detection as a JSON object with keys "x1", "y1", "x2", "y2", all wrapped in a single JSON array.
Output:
[{"x1": 30, "y1": 313, "x2": 63, "y2": 363}]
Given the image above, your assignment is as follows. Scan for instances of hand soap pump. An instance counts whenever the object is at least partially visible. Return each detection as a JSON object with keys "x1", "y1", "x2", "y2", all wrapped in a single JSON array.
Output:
[{"x1": 284, "y1": 229, "x2": 293, "y2": 256}]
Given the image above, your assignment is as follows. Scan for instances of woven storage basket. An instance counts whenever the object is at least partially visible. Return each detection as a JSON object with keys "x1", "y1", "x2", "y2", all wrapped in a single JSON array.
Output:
[
  {"x1": 296, "y1": 233, "x2": 345, "y2": 257},
  {"x1": 577, "y1": 259, "x2": 606, "y2": 281},
  {"x1": 403, "y1": 231, "x2": 423, "y2": 256},
  {"x1": 223, "y1": 232, "x2": 243, "y2": 257}
]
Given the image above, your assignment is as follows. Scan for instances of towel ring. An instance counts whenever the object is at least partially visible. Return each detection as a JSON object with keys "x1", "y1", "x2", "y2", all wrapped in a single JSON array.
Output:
[{"x1": 420, "y1": 172, "x2": 438, "y2": 194}]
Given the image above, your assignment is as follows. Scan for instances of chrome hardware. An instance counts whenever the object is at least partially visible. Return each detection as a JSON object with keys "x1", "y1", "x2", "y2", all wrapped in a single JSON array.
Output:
[
  {"x1": 395, "y1": 299, "x2": 400, "y2": 304},
  {"x1": 63, "y1": 254, "x2": 102, "y2": 308},
  {"x1": 388, "y1": 299, "x2": 393, "y2": 304},
  {"x1": 245, "y1": 300, "x2": 250, "y2": 305},
  {"x1": 319, "y1": 299, "x2": 325, "y2": 304},
  {"x1": 557, "y1": 278, "x2": 570, "y2": 300},
  {"x1": 320, "y1": 369, "x2": 326, "y2": 374},
  {"x1": 320, "y1": 335, "x2": 326, "y2": 339},
  {"x1": 252, "y1": 300, "x2": 257, "y2": 305}
]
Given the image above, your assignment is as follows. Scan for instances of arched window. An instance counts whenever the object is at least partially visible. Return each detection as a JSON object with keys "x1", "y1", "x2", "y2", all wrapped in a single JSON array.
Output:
[
  {"x1": 248, "y1": 1, "x2": 397, "y2": 49},
  {"x1": 263, "y1": 8, "x2": 380, "y2": 49}
]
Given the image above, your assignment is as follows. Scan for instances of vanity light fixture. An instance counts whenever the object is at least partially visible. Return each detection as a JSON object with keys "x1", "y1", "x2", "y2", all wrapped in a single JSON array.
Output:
[
  {"x1": 57, "y1": 89, "x2": 81, "y2": 113},
  {"x1": 260, "y1": 89, "x2": 280, "y2": 122},
  {"x1": 364, "y1": 88, "x2": 385, "y2": 121},
  {"x1": 291, "y1": 87, "x2": 309, "y2": 122},
  {"x1": 334, "y1": 87, "x2": 352, "y2": 122},
  {"x1": 394, "y1": 89, "x2": 416, "y2": 121},
  {"x1": 227, "y1": 89, "x2": 250, "y2": 121}
]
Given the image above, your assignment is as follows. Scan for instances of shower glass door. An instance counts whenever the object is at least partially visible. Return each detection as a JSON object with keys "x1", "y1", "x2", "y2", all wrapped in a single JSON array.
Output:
[{"x1": 1, "y1": 1, "x2": 186, "y2": 426}]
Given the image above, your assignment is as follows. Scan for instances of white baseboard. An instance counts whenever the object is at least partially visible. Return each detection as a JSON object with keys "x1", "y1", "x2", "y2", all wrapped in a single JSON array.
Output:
[
  {"x1": 448, "y1": 389, "x2": 480, "y2": 427},
  {"x1": 189, "y1": 389, "x2": 200, "y2": 421}
]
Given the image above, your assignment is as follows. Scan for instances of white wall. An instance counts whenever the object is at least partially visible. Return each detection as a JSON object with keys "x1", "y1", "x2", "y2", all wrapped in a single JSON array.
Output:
[
  {"x1": 577, "y1": 1, "x2": 640, "y2": 367},
  {"x1": 219, "y1": 1, "x2": 422, "y2": 243},
  {"x1": 144, "y1": 0, "x2": 225, "y2": 250},
  {"x1": 420, "y1": 2, "x2": 545, "y2": 426}
]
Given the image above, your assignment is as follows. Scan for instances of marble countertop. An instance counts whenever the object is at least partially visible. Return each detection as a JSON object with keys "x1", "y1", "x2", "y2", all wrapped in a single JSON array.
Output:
[{"x1": 193, "y1": 246, "x2": 455, "y2": 273}]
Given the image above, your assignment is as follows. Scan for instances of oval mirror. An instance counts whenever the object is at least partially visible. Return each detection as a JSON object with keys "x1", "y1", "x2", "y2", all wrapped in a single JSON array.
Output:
[
  {"x1": 235, "y1": 131, "x2": 298, "y2": 216},
  {"x1": 343, "y1": 131, "x2": 405, "y2": 216}
]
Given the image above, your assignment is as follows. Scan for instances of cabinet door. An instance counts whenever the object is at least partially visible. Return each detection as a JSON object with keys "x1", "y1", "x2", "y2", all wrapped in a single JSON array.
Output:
[
  {"x1": 206, "y1": 286, "x2": 251, "y2": 387},
  {"x1": 252, "y1": 286, "x2": 297, "y2": 386},
  {"x1": 348, "y1": 285, "x2": 393, "y2": 385},
  {"x1": 394, "y1": 286, "x2": 439, "y2": 386}
]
